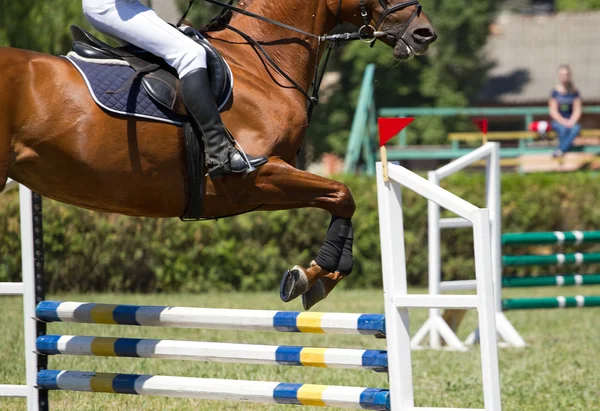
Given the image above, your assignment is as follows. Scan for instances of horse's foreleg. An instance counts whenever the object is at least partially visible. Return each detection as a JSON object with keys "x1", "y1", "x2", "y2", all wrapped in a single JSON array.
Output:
[
  {"x1": 223, "y1": 158, "x2": 355, "y2": 310},
  {"x1": 239, "y1": 158, "x2": 356, "y2": 217}
]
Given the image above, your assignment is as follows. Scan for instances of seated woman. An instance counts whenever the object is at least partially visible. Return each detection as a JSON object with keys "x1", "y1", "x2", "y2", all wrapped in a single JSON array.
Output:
[{"x1": 549, "y1": 65, "x2": 583, "y2": 158}]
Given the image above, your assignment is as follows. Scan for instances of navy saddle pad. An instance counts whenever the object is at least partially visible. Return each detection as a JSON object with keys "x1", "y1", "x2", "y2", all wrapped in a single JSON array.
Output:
[{"x1": 65, "y1": 53, "x2": 233, "y2": 125}]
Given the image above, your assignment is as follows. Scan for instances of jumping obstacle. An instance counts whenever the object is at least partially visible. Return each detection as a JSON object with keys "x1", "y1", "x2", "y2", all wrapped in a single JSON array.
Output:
[
  {"x1": 35, "y1": 302, "x2": 392, "y2": 410},
  {"x1": 502, "y1": 230, "x2": 600, "y2": 246},
  {"x1": 412, "y1": 143, "x2": 526, "y2": 350},
  {"x1": 35, "y1": 302, "x2": 389, "y2": 372},
  {"x1": 35, "y1": 301, "x2": 386, "y2": 335},
  {"x1": 413, "y1": 142, "x2": 600, "y2": 351},
  {"x1": 37, "y1": 370, "x2": 390, "y2": 409},
  {"x1": 501, "y1": 230, "x2": 600, "y2": 312},
  {"x1": 503, "y1": 296, "x2": 600, "y2": 311},
  {"x1": 503, "y1": 252, "x2": 600, "y2": 267},
  {"x1": 503, "y1": 274, "x2": 600, "y2": 288},
  {"x1": 36, "y1": 335, "x2": 388, "y2": 371},
  {"x1": 2, "y1": 161, "x2": 503, "y2": 410}
]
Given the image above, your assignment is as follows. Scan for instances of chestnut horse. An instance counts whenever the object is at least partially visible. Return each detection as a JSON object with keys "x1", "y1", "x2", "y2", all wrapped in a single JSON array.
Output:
[{"x1": 0, "y1": 0, "x2": 435, "y2": 309}]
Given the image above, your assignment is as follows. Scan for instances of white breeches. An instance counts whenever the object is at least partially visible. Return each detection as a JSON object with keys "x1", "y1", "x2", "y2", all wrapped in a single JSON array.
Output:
[{"x1": 82, "y1": 0, "x2": 207, "y2": 77}]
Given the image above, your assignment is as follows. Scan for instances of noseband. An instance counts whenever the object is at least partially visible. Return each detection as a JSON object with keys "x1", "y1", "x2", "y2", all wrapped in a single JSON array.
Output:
[{"x1": 359, "y1": 0, "x2": 422, "y2": 46}]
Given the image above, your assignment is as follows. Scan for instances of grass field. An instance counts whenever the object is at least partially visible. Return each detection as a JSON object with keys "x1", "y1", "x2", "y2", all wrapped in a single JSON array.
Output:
[{"x1": 1, "y1": 287, "x2": 600, "y2": 411}]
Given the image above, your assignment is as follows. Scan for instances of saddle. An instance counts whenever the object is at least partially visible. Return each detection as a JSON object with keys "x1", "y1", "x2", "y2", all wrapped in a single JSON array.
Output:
[
  {"x1": 69, "y1": 25, "x2": 232, "y2": 113},
  {"x1": 67, "y1": 25, "x2": 233, "y2": 221}
]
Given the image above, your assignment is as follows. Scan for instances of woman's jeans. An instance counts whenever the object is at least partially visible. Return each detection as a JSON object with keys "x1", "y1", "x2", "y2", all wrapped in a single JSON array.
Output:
[{"x1": 551, "y1": 120, "x2": 581, "y2": 153}]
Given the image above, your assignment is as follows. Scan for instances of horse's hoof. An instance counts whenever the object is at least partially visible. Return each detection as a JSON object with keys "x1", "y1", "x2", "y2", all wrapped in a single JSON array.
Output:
[
  {"x1": 302, "y1": 279, "x2": 327, "y2": 311},
  {"x1": 280, "y1": 266, "x2": 309, "y2": 303}
]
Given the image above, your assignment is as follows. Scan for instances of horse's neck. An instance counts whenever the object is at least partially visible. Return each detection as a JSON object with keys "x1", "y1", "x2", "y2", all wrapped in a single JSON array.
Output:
[{"x1": 222, "y1": 0, "x2": 335, "y2": 93}]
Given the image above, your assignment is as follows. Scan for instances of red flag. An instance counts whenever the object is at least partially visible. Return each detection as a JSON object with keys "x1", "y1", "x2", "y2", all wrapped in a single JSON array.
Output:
[
  {"x1": 378, "y1": 118, "x2": 414, "y2": 147},
  {"x1": 473, "y1": 118, "x2": 488, "y2": 135}
]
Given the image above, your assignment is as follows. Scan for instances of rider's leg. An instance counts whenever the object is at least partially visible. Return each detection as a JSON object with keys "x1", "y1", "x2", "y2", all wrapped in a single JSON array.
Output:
[
  {"x1": 179, "y1": 69, "x2": 267, "y2": 179},
  {"x1": 82, "y1": 0, "x2": 267, "y2": 178}
]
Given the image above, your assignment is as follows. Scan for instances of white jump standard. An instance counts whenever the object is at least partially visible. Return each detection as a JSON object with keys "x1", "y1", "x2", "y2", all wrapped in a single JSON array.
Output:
[
  {"x1": 412, "y1": 143, "x2": 526, "y2": 350},
  {"x1": 0, "y1": 181, "x2": 48, "y2": 411},
  {"x1": 376, "y1": 162, "x2": 501, "y2": 410},
  {"x1": 414, "y1": 142, "x2": 600, "y2": 351}
]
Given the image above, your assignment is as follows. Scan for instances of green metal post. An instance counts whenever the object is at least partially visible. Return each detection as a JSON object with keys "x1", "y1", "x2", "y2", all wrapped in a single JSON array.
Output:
[
  {"x1": 364, "y1": 101, "x2": 378, "y2": 175},
  {"x1": 398, "y1": 112, "x2": 407, "y2": 146},
  {"x1": 344, "y1": 64, "x2": 376, "y2": 174},
  {"x1": 524, "y1": 114, "x2": 533, "y2": 130},
  {"x1": 524, "y1": 113, "x2": 534, "y2": 149}
]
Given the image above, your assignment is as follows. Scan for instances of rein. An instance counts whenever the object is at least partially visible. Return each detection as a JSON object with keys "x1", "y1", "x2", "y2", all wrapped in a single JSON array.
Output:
[{"x1": 180, "y1": 0, "x2": 421, "y2": 121}]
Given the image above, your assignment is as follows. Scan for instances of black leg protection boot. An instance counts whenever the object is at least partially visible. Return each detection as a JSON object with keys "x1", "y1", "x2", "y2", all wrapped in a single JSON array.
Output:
[{"x1": 180, "y1": 68, "x2": 267, "y2": 179}]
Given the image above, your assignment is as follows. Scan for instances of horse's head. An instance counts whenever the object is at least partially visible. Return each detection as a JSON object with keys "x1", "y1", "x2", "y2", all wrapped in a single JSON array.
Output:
[{"x1": 338, "y1": 0, "x2": 436, "y2": 60}]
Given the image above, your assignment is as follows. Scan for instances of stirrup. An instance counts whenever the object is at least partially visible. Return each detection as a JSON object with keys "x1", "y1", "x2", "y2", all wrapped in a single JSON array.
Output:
[{"x1": 207, "y1": 149, "x2": 267, "y2": 179}]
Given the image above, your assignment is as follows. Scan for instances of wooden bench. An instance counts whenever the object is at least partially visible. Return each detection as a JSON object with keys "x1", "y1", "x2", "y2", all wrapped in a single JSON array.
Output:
[
  {"x1": 449, "y1": 129, "x2": 600, "y2": 143},
  {"x1": 472, "y1": 158, "x2": 521, "y2": 168}
]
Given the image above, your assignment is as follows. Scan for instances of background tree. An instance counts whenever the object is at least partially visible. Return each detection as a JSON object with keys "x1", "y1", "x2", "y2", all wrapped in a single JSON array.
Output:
[
  {"x1": 503, "y1": 0, "x2": 600, "y2": 11},
  {"x1": 0, "y1": 0, "x2": 99, "y2": 54},
  {"x1": 557, "y1": 0, "x2": 600, "y2": 10}
]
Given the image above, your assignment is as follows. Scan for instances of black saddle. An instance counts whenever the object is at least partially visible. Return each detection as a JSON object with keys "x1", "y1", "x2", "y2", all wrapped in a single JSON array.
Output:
[{"x1": 70, "y1": 25, "x2": 231, "y2": 113}]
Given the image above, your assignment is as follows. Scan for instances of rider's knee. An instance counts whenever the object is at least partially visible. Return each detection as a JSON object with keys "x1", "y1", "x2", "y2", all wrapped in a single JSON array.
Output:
[{"x1": 175, "y1": 47, "x2": 208, "y2": 77}]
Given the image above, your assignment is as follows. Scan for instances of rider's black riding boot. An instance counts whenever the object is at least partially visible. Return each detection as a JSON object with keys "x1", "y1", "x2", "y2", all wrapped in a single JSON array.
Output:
[{"x1": 180, "y1": 68, "x2": 267, "y2": 179}]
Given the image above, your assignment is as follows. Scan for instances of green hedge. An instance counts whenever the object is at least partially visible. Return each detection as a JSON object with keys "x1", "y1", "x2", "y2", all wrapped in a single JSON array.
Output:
[{"x1": 2, "y1": 172, "x2": 600, "y2": 293}]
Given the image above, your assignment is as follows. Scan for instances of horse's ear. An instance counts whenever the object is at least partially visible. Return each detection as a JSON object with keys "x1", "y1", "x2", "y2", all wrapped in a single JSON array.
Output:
[{"x1": 201, "y1": 10, "x2": 234, "y2": 34}]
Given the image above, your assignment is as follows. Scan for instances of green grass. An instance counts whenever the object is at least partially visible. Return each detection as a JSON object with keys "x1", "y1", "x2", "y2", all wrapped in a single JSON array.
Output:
[{"x1": 1, "y1": 287, "x2": 600, "y2": 410}]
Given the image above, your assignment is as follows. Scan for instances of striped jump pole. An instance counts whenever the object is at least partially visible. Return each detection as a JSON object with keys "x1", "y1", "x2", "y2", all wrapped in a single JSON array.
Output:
[
  {"x1": 36, "y1": 301, "x2": 386, "y2": 336},
  {"x1": 502, "y1": 231, "x2": 600, "y2": 246},
  {"x1": 502, "y1": 253, "x2": 600, "y2": 267},
  {"x1": 36, "y1": 335, "x2": 388, "y2": 372},
  {"x1": 502, "y1": 274, "x2": 600, "y2": 288},
  {"x1": 503, "y1": 296, "x2": 600, "y2": 311},
  {"x1": 37, "y1": 370, "x2": 390, "y2": 410}
]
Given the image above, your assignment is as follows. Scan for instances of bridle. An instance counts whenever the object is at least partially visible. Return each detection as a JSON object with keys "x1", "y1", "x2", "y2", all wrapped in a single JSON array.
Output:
[
  {"x1": 179, "y1": 0, "x2": 422, "y2": 120},
  {"x1": 359, "y1": 0, "x2": 422, "y2": 47}
]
